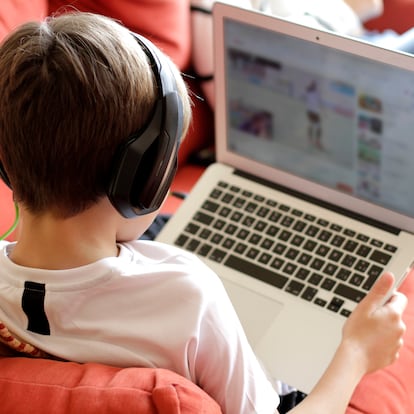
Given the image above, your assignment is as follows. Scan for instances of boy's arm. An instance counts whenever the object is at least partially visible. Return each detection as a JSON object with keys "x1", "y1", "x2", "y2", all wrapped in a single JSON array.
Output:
[{"x1": 282, "y1": 272, "x2": 406, "y2": 414}]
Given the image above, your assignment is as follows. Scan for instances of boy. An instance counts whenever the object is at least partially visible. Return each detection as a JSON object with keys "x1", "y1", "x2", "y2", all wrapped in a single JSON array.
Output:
[{"x1": 0, "y1": 12, "x2": 407, "y2": 414}]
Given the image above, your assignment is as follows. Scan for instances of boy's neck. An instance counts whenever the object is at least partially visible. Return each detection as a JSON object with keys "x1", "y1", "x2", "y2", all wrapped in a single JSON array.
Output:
[{"x1": 9, "y1": 202, "x2": 120, "y2": 270}]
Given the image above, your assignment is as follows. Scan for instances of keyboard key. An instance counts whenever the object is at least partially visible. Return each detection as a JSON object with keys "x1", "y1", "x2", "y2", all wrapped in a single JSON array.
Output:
[
  {"x1": 266, "y1": 225, "x2": 279, "y2": 236},
  {"x1": 246, "y1": 248, "x2": 259, "y2": 260},
  {"x1": 213, "y1": 219, "x2": 226, "y2": 230},
  {"x1": 298, "y1": 252, "x2": 312, "y2": 266},
  {"x1": 245, "y1": 202, "x2": 258, "y2": 213},
  {"x1": 273, "y1": 243, "x2": 287, "y2": 255},
  {"x1": 343, "y1": 240, "x2": 358, "y2": 252},
  {"x1": 315, "y1": 244, "x2": 330, "y2": 257},
  {"x1": 230, "y1": 211, "x2": 243, "y2": 222},
  {"x1": 285, "y1": 280, "x2": 305, "y2": 296},
  {"x1": 225, "y1": 255, "x2": 288, "y2": 289},
  {"x1": 385, "y1": 244, "x2": 397, "y2": 253},
  {"x1": 293, "y1": 220, "x2": 306, "y2": 232},
  {"x1": 198, "y1": 244, "x2": 212, "y2": 257},
  {"x1": 202, "y1": 200, "x2": 219, "y2": 213},
  {"x1": 237, "y1": 229, "x2": 250, "y2": 240},
  {"x1": 271, "y1": 257, "x2": 285, "y2": 270},
  {"x1": 301, "y1": 286, "x2": 318, "y2": 301},
  {"x1": 356, "y1": 244, "x2": 371, "y2": 257},
  {"x1": 258, "y1": 252, "x2": 272, "y2": 265},
  {"x1": 254, "y1": 220, "x2": 267, "y2": 232},
  {"x1": 209, "y1": 248, "x2": 227, "y2": 263},
  {"x1": 331, "y1": 235, "x2": 345, "y2": 247},
  {"x1": 184, "y1": 222, "x2": 200, "y2": 235},
  {"x1": 318, "y1": 230, "x2": 332, "y2": 242},
  {"x1": 310, "y1": 258, "x2": 325, "y2": 271},
  {"x1": 370, "y1": 249, "x2": 392, "y2": 265},
  {"x1": 336, "y1": 268, "x2": 351, "y2": 281},
  {"x1": 370, "y1": 239, "x2": 383, "y2": 248},
  {"x1": 327, "y1": 297, "x2": 344, "y2": 313},
  {"x1": 303, "y1": 240, "x2": 317, "y2": 252},
  {"x1": 222, "y1": 193, "x2": 234, "y2": 203},
  {"x1": 235, "y1": 243, "x2": 247, "y2": 255},
  {"x1": 269, "y1": 211, "x2": 282, "y2": 222},
  {"x1": 218, "y1": 206, "x2": 231, "y2": 217},
  {"x1": 193, "y1": 211, "x2": 214, "y2": 225},
  {"x1": 211, "y1": 234, "x2": 223, "y2": 244},
  {"x1": 224, "y1": 224, "x2": 238, "y2": 235},
  {"x1": 362, "y1": 265, "x2": 383, "y2": 290},
  {"x1": 309, "y1": 273, "x2": 323, "y2": 285},
  {"x1": 222, "y1": 238, "x2": 235, "y2": 249},
  {"x1": 187, "y1": 239, "x2": 200, "y2": 252},
  {"x1": 328, "y1": 249, "x2": 343, "y2": 262},
  {"x1": 260, "y1": 238, "x2": 274, "y2": 249},
  {"x1": 341, "y1": 254, "x2": 356, "y2": 267},
  {"x1": 279, "y1": 230, "x2": 292, "y2": 241},
  {"x1": 305, "y1": 225, "x2": 319, "y2": 237},
  {"x1": 281, "y1": 216, "x2": 294, "y2": 227},
  {"x1": 199, "y1": 229, "x2": 212, "y2": 239},
  {"x1": 295, "y1": 268, "x2": 310, "y2": 280},
  {"x1": 283, "y1": 262, "x2": 297, "y2": 275},
  {"x1": 334, "y1": 283, "x2": 365, "y2": 303},
  {"x1": 355, "y1": 259, "x2": 370, "y2": 272},
  {"x1": 321, "y1": 278, "x2": 336, "y2": 291},
  {"x1": 233, "y1": 197, "x2": 245, "y2": 208},
  {"x1": 350, "y1": 273, "x2": 364, "y2": 287},
  {"x1": 314, "y1": 298, "x2": 327, "y2": 307},
  {"x1": 344, "y1": 229, "x2": 356, "y2": 237},
  {"x1": 175, "y1": 234, "x2": 189, "y2": 247}
]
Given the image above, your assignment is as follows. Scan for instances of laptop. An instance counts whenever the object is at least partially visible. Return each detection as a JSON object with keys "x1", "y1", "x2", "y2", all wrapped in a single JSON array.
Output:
[{"x1": 157, "y1": 2, "x2": 414, "y2": 393}]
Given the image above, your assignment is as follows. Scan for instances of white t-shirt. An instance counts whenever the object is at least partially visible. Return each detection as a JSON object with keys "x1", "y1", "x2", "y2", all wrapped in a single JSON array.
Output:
[{"x1": 0, "y1": 239, "x2": 279, "y2": 414}]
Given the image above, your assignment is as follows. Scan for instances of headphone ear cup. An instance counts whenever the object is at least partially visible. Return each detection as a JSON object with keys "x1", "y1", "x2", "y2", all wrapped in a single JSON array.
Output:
[
  {"x1": 106, "y1": 33, "x2": 184, "y2": 218},
  {"x1": 107, "y1": 93, "x2": 181, "y2": 218},
  {"x1": 0, "y1": 162, "x2": 12, "y2": 189}
]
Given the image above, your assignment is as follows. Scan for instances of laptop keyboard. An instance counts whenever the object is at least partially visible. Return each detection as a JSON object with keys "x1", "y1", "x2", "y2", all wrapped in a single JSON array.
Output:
[{"x1": 173, "y1": 181, "x2": 398, "y2": 317}]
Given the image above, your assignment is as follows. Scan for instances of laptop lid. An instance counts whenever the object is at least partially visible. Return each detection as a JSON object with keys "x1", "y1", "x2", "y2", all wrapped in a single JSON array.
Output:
[{"x1": 213, "y1": 2, "x2": 414, "y2": 234}]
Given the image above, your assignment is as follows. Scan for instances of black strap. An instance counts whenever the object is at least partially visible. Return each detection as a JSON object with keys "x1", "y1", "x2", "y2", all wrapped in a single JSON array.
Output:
[{"x1": 22, "y1": 281, "x2": 50, "y2": 335}]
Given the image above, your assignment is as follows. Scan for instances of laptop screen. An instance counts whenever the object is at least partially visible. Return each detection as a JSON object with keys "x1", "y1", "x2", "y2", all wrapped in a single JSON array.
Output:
[{"x1": 222, "y1": 17, "x2": 414, "y2": 220}]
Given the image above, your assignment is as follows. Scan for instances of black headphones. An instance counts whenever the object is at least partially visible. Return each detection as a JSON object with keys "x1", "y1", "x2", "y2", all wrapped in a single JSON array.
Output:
[{"x1": 0, "y1": 31, "x2": 184, "y2": 218}]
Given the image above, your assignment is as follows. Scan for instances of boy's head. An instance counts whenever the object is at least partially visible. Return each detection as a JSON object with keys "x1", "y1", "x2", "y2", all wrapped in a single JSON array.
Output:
[{"x1": 0, "y1": 12, "x2": 191, "y2": 219}]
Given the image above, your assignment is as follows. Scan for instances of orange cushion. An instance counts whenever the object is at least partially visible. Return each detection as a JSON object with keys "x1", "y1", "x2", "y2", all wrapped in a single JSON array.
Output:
[
  {"x1": 0, "y1": 357, "x2": 221, "y2": 414},
  {"x1": 346, "y1": 270, "x2": 414, "y2": 413}
]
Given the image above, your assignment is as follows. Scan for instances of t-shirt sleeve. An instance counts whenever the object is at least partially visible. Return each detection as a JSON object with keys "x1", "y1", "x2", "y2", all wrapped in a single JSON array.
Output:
[{"x1": 190, "y1": 271, "x2": 280, "y2": 414}]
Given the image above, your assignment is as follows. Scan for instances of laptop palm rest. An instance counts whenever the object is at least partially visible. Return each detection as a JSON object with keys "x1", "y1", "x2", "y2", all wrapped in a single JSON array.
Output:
[{"x1": 221, "y1": 278, "x2": 284, "y2": 347}]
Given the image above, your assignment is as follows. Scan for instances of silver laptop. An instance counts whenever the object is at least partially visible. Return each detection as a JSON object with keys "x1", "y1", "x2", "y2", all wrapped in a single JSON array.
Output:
[{"x1": 157, "y1": 2, "x2": 414, "y2": 393}]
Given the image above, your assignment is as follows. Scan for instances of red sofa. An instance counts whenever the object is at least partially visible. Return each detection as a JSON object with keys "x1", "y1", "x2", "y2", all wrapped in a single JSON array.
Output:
[{"x1": 1, "y1": 1, "x2": 414, "y2": 413}]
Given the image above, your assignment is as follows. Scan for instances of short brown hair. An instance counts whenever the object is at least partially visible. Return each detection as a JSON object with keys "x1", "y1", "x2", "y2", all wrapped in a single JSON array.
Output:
[{"x1": 0, "y1": 12, "x2": 191, "y2": 218}]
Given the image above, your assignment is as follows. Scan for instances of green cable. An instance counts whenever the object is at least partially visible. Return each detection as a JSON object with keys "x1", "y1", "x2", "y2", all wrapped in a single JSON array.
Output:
[{"x1": 0, "y1": 202, "x2": 19, "y2": 241}]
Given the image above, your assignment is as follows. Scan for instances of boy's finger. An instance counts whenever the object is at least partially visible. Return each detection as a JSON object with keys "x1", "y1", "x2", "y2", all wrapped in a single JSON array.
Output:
[
  {"x1": 387, "y1": 291, "x2": 408, "y2": 314},
  {"x1": 358, "y1": 272, "x2": 395, "y2": 311}
]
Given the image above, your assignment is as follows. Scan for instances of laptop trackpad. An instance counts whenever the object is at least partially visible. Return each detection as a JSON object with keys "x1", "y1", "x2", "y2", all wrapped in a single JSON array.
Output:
[{"x1": 221, "y1": 279, "x2": 284, "y2": 347}]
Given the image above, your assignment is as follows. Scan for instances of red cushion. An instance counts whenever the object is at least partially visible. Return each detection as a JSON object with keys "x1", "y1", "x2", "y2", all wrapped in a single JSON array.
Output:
[
  {"x1": 0, "y1": 180, "x2": 16, "y2": 241},
  {"x1": 48, "y1": 0, "x2": 191, "y2": 70},
  {"x1": 0, "y1": 357, "x2": 221, "y2": 414},
  {"x1": 0, "y1": 0, "x2": 48, "y2": 43},
  {"x1": 364, "y1": 0, "x2": 414, "y2": 34},
  {"x1": 346, "y1": 270, "x2": 414, "y2": 413}
]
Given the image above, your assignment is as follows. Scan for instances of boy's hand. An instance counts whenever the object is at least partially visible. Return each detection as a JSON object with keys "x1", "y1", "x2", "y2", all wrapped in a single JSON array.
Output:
[{"x1": 342, "y1": 272, "x2": 407, "y2": 374}]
